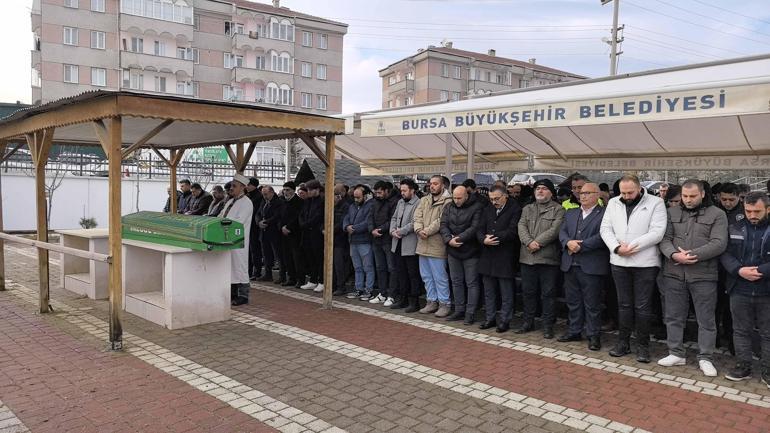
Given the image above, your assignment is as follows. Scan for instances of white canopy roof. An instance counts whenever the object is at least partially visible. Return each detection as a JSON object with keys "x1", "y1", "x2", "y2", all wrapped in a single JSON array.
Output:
[{"x1": 337, "y1": 55, "x2": 770, "y2": 173}]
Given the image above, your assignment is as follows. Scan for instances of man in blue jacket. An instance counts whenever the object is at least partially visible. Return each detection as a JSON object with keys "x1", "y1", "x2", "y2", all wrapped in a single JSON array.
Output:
[
  {"x1": 721, "y1": 192, "x2": 770, "y2": 385},
  {"x1": 343, "y1": 185, "x2": 375, "y2": 301},
  {"x1": 558, "y1": 182, "x2": 609, "y2": 351}
]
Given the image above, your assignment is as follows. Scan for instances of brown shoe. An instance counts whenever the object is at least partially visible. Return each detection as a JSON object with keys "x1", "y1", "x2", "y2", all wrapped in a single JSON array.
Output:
[
  {"x1": 434, "y1": 303, "x2": 451, "y2": 318},
  {"x1": 419, "y1": 300, "x2": 438, "y2": 314}
]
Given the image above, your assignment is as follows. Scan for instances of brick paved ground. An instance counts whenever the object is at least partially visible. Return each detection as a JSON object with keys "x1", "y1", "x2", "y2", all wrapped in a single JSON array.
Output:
[{"x1": 2, "y1": 245, "x2": 770, "y2": 432}]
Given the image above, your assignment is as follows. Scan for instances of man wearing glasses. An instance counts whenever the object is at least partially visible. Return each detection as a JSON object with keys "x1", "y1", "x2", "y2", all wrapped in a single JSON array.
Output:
[{"x1": 558, "y1": 183, "x2": 609, "y2": 350}]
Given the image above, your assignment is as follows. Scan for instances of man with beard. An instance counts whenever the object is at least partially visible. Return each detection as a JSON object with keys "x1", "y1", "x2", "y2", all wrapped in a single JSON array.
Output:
[
  {"x1": 207, "y1": 185, "x2": 227, "y2": 217},
  {"x1": 721, "y1": 192, "x2": 770, "y2": 384},
  {"x1": 219, "y1": 174, "x2": 253, "y2": 306},
  {"x1": 279, "y1": 181, "x2": 304, "y2": 288},
  {"x1": 414, "y1": 175, "x2": 451, "y2": 317},
  {"x1": 601, "y1": 174, "x2": 667, "y2": 363},
  {"x1": 332, "y1": 186, "x2": 352, "y2": 296},
  {"x1": 246, "y1": 177, "x2": 263, "y2": 280},
  {"x1": 344, "y1": 185, "x2": 375, "y2": 299},
  {"x1": 369, "y1": 181, "x2": 399, "y2": 305},
  {"x1": 517, "y1": 179, "x2": 565, "y2": 339},
  {"x1": 390, "y1": 179, "x2": 422, "y2": 312},
  {"x1": 717, "y1": 182, "x2": 744, "y2": 353},
  {"x1": 299, "y1": 180, "x2": 325, "y2": 291},
  {"x1": 658, "y1": 180, "x2": 727, "y2": 376},
  {"x1": 177, "y1": 179, "x2": 192, "y2": 214},
  {"x1": 256, "y1": 186, "x2": 285, "y2": 283},
  {"x1": 184, "y1": 183, "x2": 213, "y2": 215}
]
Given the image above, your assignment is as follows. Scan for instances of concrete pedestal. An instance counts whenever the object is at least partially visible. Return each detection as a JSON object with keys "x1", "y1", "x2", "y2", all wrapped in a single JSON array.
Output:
[
  {"x1": 56, "y1": 228, "x2": 109, "y2": 299},
  {"x1": 122, "y1": 239, "x2": 231, "y2": 329}
]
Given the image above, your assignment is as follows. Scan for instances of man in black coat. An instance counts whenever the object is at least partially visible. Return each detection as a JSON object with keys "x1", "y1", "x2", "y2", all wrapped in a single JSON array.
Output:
[
  {"x1": 246, "y1": 177, "x2": 263, "y2": 280},
  {"x1": 279, "y1": 181, "x2": 304, "y2": 287},
  {"x1": 477, "y1": 185, "x2": 522, "y2": 332},
  {"x1": 332, "y1": 186, "x2": 352, "y2": 295},
  {"x1": 368, "y1": 181, "x2": 400, "y2": 304},
  {"x1": 184, "y1": 183, "x2": 214, "y2": 215},
  {"x1": 557, "y1": 182, "x2": 609, "y2": 350},
  {"x1": 177, "y1": 179, "x2": 192, "y2": 213},
  {"x1": 256, "y1": 186, "x2": 286, "y2": 283},
  {"x1": 299, "y1": 179, "x2": 325, "y2": 290}
]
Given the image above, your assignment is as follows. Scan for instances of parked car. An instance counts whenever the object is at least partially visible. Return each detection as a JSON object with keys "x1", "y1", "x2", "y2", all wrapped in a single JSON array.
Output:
[
  {"x1": 641, "y1": 180, "x2": 667, "y2": 195},
  {"x1": 508, "y1": 172, "x2": 566, "y2": 186}
]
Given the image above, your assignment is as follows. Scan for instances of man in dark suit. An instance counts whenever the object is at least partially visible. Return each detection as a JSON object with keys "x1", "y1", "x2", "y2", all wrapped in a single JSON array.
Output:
[
  {"x1": 257, "y1": 186, "x2": 286, "y2": 283},
  {"x1": 477, "y1": 185, "x2": 522, "y2": 333},
  {"x1": 558, "y1": 182, "x2": 610, "y2": 350},
  {"x1": 279, "y1": 181, "x2": 304, "y2": 287}
]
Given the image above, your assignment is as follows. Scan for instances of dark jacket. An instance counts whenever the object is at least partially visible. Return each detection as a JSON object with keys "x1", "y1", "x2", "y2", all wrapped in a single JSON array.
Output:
[
  {"x1": 720, "y1": 218, "x2": 770, "y2": 296},
  {"x1": 334, "y1": 198, "x2": 351, "y2": 248},
  {"x1": 369, "y1": 189, "x2": 400, "y2": 245},
  {"x1": 343, "y1": 198, "x2": 374, "y2": 245},
  {"x1": 477, "y1": 200, "x2": 522, "y2": 278},
  {"x1": 559, "y1": 206, "x2": 610, "y2": 275},
  {"x1": 256, "y1": 194, "x2": 286, "y2": 241},
  {"x1": 186, "y1": 191, "x2": 213, "y2": 216},
  {"x1": 164, "y1": 190, "x2": 181, "y2": 213},
  {"x1": 207, "y1": 198, "x2": 226, "y2": 217},
  {"x1": 439, "y1": 193, "x2": 484, "y2": 260},
  {"x1": 177, "y1": 190, "x2": 192, "y2": 214},
  {"x1": 247, "y1": 189, "x2": 263, "y2": 229},
  {"x1": 299, "y1": 195, "x2": 324, "y2": 246},
  {"x1": 281, "y1": 194, "x2": 304, "y2": 241},
  {"x1": 659, "y1": 205, "x2": 728, "y2": 282},
  {"x1": 724, "y1": 203, "x2": 745, "y2": 226}
]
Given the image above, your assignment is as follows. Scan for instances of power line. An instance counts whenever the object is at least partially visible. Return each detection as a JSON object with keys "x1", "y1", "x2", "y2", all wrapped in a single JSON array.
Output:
[
  {"x1": 346, "y1": 23, "x2": 608, "y2": 34},
  {"x1": 346, "y1": 33, "x2": 602, "y2": 42},
  {"x1": 689, "y1": 0, "x2": 770, "y2": 27},
  {"x1": 330, "y1": 16, "x2": 608, "y2": 29},
  {"x1": 623, "y1": 36, "x2": 723, "y2": 60},
  {"x1": 350, "y1": 46, "x2": 608, "y2": 56},
  {"x1": 650, "y1": 0, "x2": 770, "y2": 40},
  {"x1": 624, "y1": 31, "x2": 733, "y2": 59},
  {"x1": 631, "y1": 26, "x2": 750, "y2": 56}
]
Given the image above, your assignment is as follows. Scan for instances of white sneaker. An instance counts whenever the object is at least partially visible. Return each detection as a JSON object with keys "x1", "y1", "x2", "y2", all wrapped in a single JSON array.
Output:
[
  {"x1": 369, "y1": 294, "x2": 387, "y2": 304},
  {"x1": 383, "y1": 297, "x2": 394, "y2": 307},
  {"x1": 313, "y1": 283, "x2": 325, "y2": 293},
  {"x1": 657, "y1": 354, "x2": 686, "y2": 367},
  {"x1": 300, "y1": 282, "x2": 317, "y2": 290},
  {"x1": 699, "y1": 360, "x2": 717, "y2": 377}
]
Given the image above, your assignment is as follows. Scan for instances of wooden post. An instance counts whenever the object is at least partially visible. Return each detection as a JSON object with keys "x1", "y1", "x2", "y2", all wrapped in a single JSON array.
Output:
[
  {"x1": 0, "y1": 140, "x2": 6, "y2": 291},
  {"x1": 467, "y1": 131, "x2": 475, "y2": 181},
  {"x1": 322, "y1": 134, "x2": 335, "y2": 308},
  {"x1": 445, "y1": 133, "x2": 452, "y2": 179},
  {"x1": 27, "y1": 129, "x2": 54, "y2": 313},
  {"x1": 236, "y1": 143, "x2": 244, "y2": 173},
  {"x1": 107, "y1": 117, "x2": 123, "y2": 349},
  {"x1": 169, "y1": 149, "x2": 178, "y2": 213}
]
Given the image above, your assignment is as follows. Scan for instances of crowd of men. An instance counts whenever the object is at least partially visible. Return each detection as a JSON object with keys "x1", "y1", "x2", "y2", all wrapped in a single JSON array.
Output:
[{"x1": 166, "y1": 174, "x2": 770, "y2": 385}]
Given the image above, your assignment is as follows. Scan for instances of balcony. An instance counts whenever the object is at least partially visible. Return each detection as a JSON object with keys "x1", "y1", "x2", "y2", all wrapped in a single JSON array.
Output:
[
  {"x1": 121, "y1": 51, "x2": 194, "y2": 78},
  {"x1": 231, "y1": 67, "x2": 294, "y2": 87},
  {"x1": 467, "y1": 79, "x2": 510, "y2": 95},
  {"x1": 231, "y1": 33, "x2": 264, "y2": 51},
  {"x1": 388, "y1": 79, "x2": 414, "y2": 94},
  {"x1": 31, "y1": 50, "x2": 41, "y2": 68},
  {"x1": 120, "y1": 14, "x2": 193, "y2": 45}
]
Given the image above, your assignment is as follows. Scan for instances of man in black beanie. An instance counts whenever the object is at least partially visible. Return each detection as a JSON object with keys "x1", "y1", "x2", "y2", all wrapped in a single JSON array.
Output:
[
  {"x1": 517, "y1": 178, "x2": 565, "y2": 338},
  {"x1": 279, "y1": 181, "x2": 304, "y2": 287},
  {"x1": 246, "y1": 177, "x2": 263, "y2": 280}
]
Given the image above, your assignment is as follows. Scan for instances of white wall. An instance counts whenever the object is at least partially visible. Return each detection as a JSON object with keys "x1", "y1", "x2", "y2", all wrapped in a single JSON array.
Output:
[{"x1": 1, "y1": 173, "x2": 172, "y2": 231}]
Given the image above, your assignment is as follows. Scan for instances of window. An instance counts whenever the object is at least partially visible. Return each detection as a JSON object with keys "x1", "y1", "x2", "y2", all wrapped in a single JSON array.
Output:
[
  {"x1": 63, "y1": 27, "x2": 78, "y2": 46},
  {"x1": 279, "y1": 84, "x2": 292, "y2": 105},
  {"x1": 176, "y1": 81, "x2": 193, "y2": 95},
  {"x1": 65, "y1": 0, "x2": 78, "y2": 8},
  {"x1": 255, "y1": 87, "x2": 264, "y2": 102},
  {"x1": 451, "y1": 92, "x2": 460, "y2": 101},
  {"x1": 395, "y1": 98, "x2": 401, "y2": 107},
  {"x1": 130, "y1": 37, "x2": 143, "y2": 53},
  {"x1": 224, "y1": 53, "x2": 233, "y2": 69},
  {"x1": 121, "y1": 0, "x2": 193, "y2": 24},
  {"x1": 64, "y1": 65, "x2": 79, "y2": 83},
  {"x1": 270, "y1": 51, "x2": 292, "y2": 73},
  {"x1": 234, "y1": 55, "x2": 243, "y2": 67},
  {"x1": 154, "y1": 40, "x2": 166, "y2": 56},
  {"x1": 301, "y1": 62, "x2": 311, "y2": 78},
  {"x1": 193, "y1": 81, "x2": 199, "y2": 98},
  {"x1": 191, "y1": 48, "x2": 199, "y2": 63},
  {"x1": 269, "y1": 18, "x2": 294, "y2": 41},
  {"x1": 91, "y1": 0, "x2": 105, "y2": 12},
  {"x1": 91, "y1": 68, "x2": 106, "y2": 86},
  {"x1": 496, "y1": 74, "x2": 503, "y2": 84},
  {"x1": 316, "y1": 64, "x2": 327, "y2": 80},
  {"x1": 193, "y1": 14, "x2": 200, "y2": 30},
  {"x1": 129, "y1": 71, "x2": 143, "y2": 89},
  {"x1": 154, "y1": 76, "x2": 166, "y2": 92},
  {"x1": 236, "y1": 23, "x2": 244, "y2": 34},
  {"x1": 439, "y1": 90, "x2": 448, "y2": 102},
  {"x1": 302, "y1": 31, "x2": 312, "y2": 47},
  {"x1": 90, "y1": 31, "x2": 105, "y2": 49},
  {"x1": 317, "y1": 94, "x2": 327, "y2": 110},
  {"x1": 255, "y1": 55, "x2": 265, "y2": 70},
  {"x1": 405, "y1": 71, "x2": 414, "y2": 80},
  {"x1": 485, "y1": 71, "x2": 491, "y2": 82},
  {"x1": 453, "y1": 65, "x2": 461, "y2": 79},
  {"x1": 176, "y1": 47, "x2": 190, "y2": 59},
  {"x1": 388, "y1": 76, "x2": 396, "y2": 86},
  {"x1": 266, "y1": 83, "x2": 292, "y2": 105},
  {"x1": 300, "y1": 92, "x2": 312, "y2": 108},
  {"x1": 519, "y1": 79, "x2": 529, "y2": 88},
  {"x1": 405, "y1": 96, "x2": 414, "y2": 106},
  {"x1": 441, "y1": 63, "x2": 449, "y2": 78},
  {"x1": 319, "y1": 33, "x2": 328, "y2": 49},
  {"x1": 387, "y1": 100, "x2": 394, "y2": 108}
]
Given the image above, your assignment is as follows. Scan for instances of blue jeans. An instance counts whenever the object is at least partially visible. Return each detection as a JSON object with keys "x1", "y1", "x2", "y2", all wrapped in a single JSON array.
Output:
[
  {"x1": 350, "y1": 243, "x2": 375, "y2": 293},
  {"x1": 419, "y1": 256, "x2": 450, "y2": 303}
]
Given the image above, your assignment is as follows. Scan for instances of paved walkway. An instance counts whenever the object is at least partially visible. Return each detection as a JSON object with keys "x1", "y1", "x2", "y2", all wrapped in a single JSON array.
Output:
[{"x1": 1, "y1": 245, "x2": 769, "y2": 432}]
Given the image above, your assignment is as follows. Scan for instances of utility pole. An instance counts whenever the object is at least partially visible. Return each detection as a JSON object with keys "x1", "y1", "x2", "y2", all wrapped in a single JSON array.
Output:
[{"x1": 602, "y1": 0, "x2": 624, "y2": 75}]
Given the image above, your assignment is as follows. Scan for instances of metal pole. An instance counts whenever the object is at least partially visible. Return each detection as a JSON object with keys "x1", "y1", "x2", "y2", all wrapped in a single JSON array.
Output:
[
  {"x1": 444, "y1": 133, "x2": 452, "y2": 179},
  {"x1": 467, "y1": 132, "x2": 475, "y2": 181},
  {"x1": 284, "y1": 138, "x2": 291, "y2": 182},
  {"x1": 610, "y1": 0, "x2": 620, "y2": 76}
]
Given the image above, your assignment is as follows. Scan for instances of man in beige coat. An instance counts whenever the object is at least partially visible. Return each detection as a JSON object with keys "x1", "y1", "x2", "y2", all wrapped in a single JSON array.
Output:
[{"x1": 414, "y1": 175, "x2": 451, "y2": 317}]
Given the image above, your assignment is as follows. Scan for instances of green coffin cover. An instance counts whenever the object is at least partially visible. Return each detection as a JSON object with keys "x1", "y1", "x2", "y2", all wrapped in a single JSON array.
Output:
[{"x1": 122, "y1": 211, "x2": 245, "y2": 251}]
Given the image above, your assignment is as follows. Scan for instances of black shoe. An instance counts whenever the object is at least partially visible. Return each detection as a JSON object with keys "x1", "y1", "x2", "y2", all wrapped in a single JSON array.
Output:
[
  {"x1": 463, "y1": 313, "x2": 475, "y2": 326},
  {"x1": 404, "y1": 297, "x2": 420, "y2": 313},
  {"x1": 496, "y1": 323, "x2": 510, "y2": 333},
  {"x1": 282, "y1": 280, "x2": 296, "y2": 287},
  {"x1": 258, "y1": 274, "x2": 272, "y2": 282},
  {"x1": 636, "y1": 346, "x2": 650, "y2": 363},
  {"x1": 725, "y1": 362, "x2": 753, "y2": 381},
  {"x1": 332, "y1": 289, "x2": 346, "y2": 296},
  {"x1": 762, "y1": 370, "x2": 770, "y2": 389},
  {"x1": 390, "y1": 297, "x2": 408, "y2": 309},
  {"x1": 294, "y1": 282, "x2": 303, "y2": 289},
  {"x1": 609, "y1": 341, "x2": 631, "y2": 357},
  {"x1": 543, "y1": 327, "x2": 554, "y2": 339},
  {"x1": 515, "y1": 322, "x2": 534, "y2": 334},
  {"x1": 588, "y1": 335, "x2": 601, "y2": 351},
  {"x1": 231, "y1": 298, "x2": 247, "y2": 306},
  {"x1": 249, "y1": 275, "x2": 258, "y2": 281},
  {"x1": 446, "y1": 311, "x2": 465, "y2": 322},
  {"x1": 557, "y1": 333, "x2": 582, "y2": 343},
  {"x1": 273, "y1": 279, "x2": 285, "y2": 285},
  {"x1": 479, "y1": 320, "x2": 496, "y2": 330}
]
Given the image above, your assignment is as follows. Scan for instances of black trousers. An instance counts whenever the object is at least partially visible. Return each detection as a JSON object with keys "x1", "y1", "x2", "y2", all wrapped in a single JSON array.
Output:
[
  {"x1": 520, "y1": 263, "x2": 559, "y2": 327},
  {"x1": 249, "y1": 222, "x2": 262, "y2": 277},
  {"x1": 303, "y1": 230, "x2": 324, "y2": 284},
  {"x1": 333, "y1": 245, "x2": 351, "y2": 291},
  {"x1": 395, "y1": 245, "x2": 421, "y2": 298},
  {"x1": 280, "y1": 235, "x2": 302, "y2": 283},
  {"x1": 611, "y1": 265, "x2": 659, "y2": 348},
  {"x1": 564, "y1": 267, "x2": 604, "y2": 337},
  {"x1": 261, "y1": 233, "x2": 280, "y2": 278}
]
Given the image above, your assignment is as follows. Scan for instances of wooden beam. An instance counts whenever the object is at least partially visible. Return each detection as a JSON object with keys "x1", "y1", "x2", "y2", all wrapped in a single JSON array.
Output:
[
  {"x1": 241, "y1": 142, "x2": 257, "y2": 173},
  {"x1": 93, "y1": 119, "x2": 111, "y2": 155},
  {"x1": 0, "y1": 95, "x2": 117, "y2": 141},
  {"x1": 1, "y1": 142, "x2": 23, "y2": 163},
  {"x1": 223, "y1": 144, "x2": 237, "y2": 170},
  {"x1": 171, "y1": 148, "x2": 185, "y2": 167},
  {"x1": 298, "y1": 133, "x2": 329, "y2": 167},
  {"x1": 169, "y1": 149, "x2": 179, "y2": 213},
  {"x1": 322, "y1": 134, "x2": 335, "y2": 308},
  {"x1": 0, "y1": 140, "x2": 6, "y2": 291},
  {"x1": 149, "y1": 145, "x2": 170, "y2": 166},
  {"x1": 33, "y1": 128, "x2": 54, "y2": 313},
  {"x1": 25, "y1": 132, "x2": 38, "y2": 166},
  {"x1": 121, "y1": 119, "x2": 174, "y2": 160},
  {"x1": 107, "y1": 116, "x2": 123, "y2": 350},
  {"x1": 0, "y1": 232, "x2": 111, "y2": 263},
  {"x1": 235, "y1": 143, "x2": 244, "y2": 172}
]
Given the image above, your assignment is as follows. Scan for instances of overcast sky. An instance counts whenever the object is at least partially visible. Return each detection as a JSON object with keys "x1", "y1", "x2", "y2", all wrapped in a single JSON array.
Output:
[{"x1": 4, "y1": 0, "x2": 770, "y2": 112}]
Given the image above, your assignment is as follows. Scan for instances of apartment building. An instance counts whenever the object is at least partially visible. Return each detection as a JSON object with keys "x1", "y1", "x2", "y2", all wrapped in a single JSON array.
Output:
[
  {"x1": 379, "y1": 42, "x2": 585, "y2": 109},
  {"x1": 30, "y1": 0, "x2": 347, "y2": 114}
]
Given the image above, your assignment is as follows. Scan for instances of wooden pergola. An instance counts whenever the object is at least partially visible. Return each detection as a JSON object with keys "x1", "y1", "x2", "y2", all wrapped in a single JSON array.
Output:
[{"x1": 0, "y1": 90, "x2": 344, "y2": 349}]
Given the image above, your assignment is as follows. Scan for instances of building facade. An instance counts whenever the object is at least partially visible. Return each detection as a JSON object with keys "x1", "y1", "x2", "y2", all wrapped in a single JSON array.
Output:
[
  {"x1": 378, "y1": 43, "x2": 584, "y2": 109},
  {"x1": 31, "y1": 0, "x2": 346, "y2": 114}
]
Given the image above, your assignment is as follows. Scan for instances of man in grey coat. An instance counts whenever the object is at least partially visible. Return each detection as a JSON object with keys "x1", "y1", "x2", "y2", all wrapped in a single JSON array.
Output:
[
  {"x1": 517, "y1": 179, "x2": 565, "y2": 339},
  {"x1": 390, "y1": 179, "x2": 422, "y2": 313},
  {"x1": 658, "y1": 179, "x2": 728, "y2": 377}
]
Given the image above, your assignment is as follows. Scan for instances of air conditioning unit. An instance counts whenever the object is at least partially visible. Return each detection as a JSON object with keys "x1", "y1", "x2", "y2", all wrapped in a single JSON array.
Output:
[{"x1": 249, "y1": 31, "x2": 259, "y2": 39}]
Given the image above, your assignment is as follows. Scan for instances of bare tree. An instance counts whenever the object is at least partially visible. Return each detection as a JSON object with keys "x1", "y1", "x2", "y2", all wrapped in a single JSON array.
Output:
[{"x1": 23, "y1": 153, "x2": 68, "y2": 228}]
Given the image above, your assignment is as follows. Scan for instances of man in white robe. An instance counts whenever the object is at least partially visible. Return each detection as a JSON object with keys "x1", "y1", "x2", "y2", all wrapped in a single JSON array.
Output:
[{"x1": 219, "y1": 173, "x2": 253, "y2": 306}]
